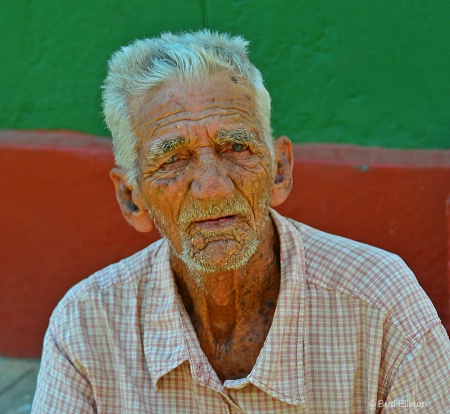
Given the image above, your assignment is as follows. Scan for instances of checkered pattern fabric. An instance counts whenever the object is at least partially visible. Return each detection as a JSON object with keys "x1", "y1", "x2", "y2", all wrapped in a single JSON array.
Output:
[{"x1": 32, "y1": 209, "x2": 450, "y2": 413}]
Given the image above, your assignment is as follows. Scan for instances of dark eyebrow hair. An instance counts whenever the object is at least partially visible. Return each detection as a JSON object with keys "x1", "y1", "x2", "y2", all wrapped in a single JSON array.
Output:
[
  {"x1": 147, "y1": 136, "x2": 186, "y2": 163},
  {"x1": 215, "y1": 128, "x2": 257, "y2": 145}
]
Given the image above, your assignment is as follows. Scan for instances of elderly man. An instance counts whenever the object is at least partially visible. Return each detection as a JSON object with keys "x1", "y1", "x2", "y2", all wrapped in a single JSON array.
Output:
[{"x1": 33, "y1": 31, "x2": 449, "y2": 413}]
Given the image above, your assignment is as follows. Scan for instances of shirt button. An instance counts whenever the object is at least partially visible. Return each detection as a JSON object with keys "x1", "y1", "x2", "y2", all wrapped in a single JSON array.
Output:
[{"x1": 196, "y1": 362, "x2": 204, "y2": 375}]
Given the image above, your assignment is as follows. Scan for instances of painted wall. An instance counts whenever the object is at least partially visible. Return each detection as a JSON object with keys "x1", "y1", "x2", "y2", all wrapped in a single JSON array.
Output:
[
  {"x1": 1, "y1": 131, "x2": 449, "y2": 357},
  {"x1": 1, "y1": 0, "x2": 449, "y2": 149}
]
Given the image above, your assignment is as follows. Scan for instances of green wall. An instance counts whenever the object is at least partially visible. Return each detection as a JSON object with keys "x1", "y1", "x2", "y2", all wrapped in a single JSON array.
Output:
[{"x1": 1, "y1": 0, "x2": 449, "y2": 148}]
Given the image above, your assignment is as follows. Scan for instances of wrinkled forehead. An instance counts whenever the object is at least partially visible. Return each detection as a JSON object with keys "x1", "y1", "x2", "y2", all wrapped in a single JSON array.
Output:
[
  {"x1": 130, "y1": 73, "x2": 262, "y2": 142},
  {"x1": 131, "y1": 72, "x2": 255, "y2": 110}
]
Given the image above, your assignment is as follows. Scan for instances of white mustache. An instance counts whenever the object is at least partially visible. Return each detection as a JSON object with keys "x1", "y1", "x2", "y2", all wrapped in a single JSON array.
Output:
[{"x1": 178, "y1": 196, "x2": 251, "y2": 227}]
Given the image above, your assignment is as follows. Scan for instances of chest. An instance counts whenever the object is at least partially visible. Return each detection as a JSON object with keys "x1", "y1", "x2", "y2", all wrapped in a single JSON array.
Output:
[{"x1": 195, "y1": 315, "x2": 274, "y2": 381}]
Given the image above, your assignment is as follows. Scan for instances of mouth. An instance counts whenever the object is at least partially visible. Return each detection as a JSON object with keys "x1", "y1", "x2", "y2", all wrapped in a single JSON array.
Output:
[{"x1": 192, "y1": 214, "x2": 239, "y2": 230}]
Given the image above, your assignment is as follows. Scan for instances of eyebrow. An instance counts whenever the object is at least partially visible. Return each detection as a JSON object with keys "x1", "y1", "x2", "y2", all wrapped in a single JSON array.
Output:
[
  {"x1": 146, "y1": 136, "x2": 186, "y2": 163},
  {"x1": 215, "y1": 128, "x2": 258, "y2": 146},
  {"x1": 145, "y1": 128, "x2": 257, "y2": 163}
]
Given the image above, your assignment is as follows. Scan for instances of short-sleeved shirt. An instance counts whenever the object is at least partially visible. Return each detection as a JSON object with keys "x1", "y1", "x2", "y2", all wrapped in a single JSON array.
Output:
[{"x1": 32, "y1": 209, "x2": 450, "y2": 413}]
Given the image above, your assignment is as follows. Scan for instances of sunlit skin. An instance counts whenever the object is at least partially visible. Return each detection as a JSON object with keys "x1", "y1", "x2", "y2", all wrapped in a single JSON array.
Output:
[{"x1": 110, "y1": 73, "x2": 294, "y2": 381}]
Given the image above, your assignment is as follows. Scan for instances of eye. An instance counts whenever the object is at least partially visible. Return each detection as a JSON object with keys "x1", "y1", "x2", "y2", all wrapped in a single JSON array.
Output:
[
  {"x1": 231, "y1": 143, "x2": 248, "y2": 152},
  {"x1": 158, "y1": 155, "x2": 179, "y2": 170},
  {"x1": 165, "y1": 155, "x2": 177, "y2": 164}
]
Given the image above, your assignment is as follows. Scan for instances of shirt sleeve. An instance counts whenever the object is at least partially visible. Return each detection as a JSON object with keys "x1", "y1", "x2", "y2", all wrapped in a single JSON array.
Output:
[
  {"x1": 31, "y1": 325, "x2": 96, "y2": 413},
  {"x1": 381, "y1": 323, "x2": 450, "y2": 413}
]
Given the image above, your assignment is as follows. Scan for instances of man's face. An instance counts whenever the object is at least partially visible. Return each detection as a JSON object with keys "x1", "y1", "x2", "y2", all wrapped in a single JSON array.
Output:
[{"x1": 131, "y1": 73, "x2": 275, "y2": 274}]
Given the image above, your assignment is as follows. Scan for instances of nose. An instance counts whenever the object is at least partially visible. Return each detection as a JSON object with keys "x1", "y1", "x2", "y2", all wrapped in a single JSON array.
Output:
[{"x1": 190, "y1": 150, "x2": 235, "y2": 200}]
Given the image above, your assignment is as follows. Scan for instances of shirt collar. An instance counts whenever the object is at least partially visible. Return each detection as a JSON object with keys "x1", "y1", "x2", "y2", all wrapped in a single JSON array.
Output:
[
  {"x1": 143, "y1": 240, "x2": 190, "y2": 390},
  {"x1": 247, "y1": 208, "x2": 308, "y2": 406},
  {"x1": 143, "y1": 209, "x2": 309, "y2": 406}
]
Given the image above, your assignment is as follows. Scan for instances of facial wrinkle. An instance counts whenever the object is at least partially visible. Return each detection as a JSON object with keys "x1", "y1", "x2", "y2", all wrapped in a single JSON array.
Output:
[
  {"x1": 138, "y1": 101, "x2": 256, "y2": 138},
  {"x1": 157, "y1": 105, "x2": 254, "y2": 126}
]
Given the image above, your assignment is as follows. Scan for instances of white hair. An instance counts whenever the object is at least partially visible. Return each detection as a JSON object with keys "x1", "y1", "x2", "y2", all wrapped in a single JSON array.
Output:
[{"x1": 102, "y1": 30, "x2": 272, "y2": 184}]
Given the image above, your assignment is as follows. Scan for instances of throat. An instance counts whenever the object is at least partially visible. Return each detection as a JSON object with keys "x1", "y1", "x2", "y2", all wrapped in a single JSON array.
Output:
[
  {"x1": 206, "y1": 294, "x2": 237, "y2": 343},
  {"x1": 205, "y1": 271, "x2": 237, "y2": 307},
  {"x1": 194, "y1": 296, "x2": 277, "y2": 382},
  {"x1": 188, "y1": 280, "x2": 279, "y2": 382},
  {"x1": 195, "y1": 272, "x2": 238, "y2": 341},
  {"x1": 171, "y1": 216, "x2": 281, "y2": 381}
]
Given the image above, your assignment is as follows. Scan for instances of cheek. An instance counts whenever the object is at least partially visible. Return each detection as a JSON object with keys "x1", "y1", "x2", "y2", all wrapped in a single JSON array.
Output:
[
  {"x1": 229, "y1": 151, "x2": 271, "y2": 177},
  {"x1": 229, "y1": 159, "x2": 273, "y2": 204},
  {"x1": 143, "y1": 182, "x2": 185, "y2": 225}
]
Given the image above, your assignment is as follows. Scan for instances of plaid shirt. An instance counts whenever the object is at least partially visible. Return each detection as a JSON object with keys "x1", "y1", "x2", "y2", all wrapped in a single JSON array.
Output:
[{"x1": 32, "y1": 209, "x2": 450, "y2": 413}]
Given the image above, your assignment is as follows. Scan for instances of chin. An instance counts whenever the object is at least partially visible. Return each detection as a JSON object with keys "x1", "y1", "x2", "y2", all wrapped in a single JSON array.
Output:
[{"x1": 179, "y1": 236, "x2": 261, "y2": 276}]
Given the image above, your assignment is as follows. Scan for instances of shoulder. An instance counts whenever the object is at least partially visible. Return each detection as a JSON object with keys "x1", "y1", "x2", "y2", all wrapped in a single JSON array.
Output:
[
  {"x1": 50, "y1": 239, "x2": 166, "y2": 320},
  {"x1": 286, "y1": 217, "x2": 440, "y2": 342}
]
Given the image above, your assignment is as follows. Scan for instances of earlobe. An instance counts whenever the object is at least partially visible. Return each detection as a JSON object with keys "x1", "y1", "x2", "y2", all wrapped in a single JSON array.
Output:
[
  {"x1": 270, "y1": 136, "x2": 294, "y2": 207},
  {"x1": 109, "y1": 168, "x2": 154, "y2": 233}
]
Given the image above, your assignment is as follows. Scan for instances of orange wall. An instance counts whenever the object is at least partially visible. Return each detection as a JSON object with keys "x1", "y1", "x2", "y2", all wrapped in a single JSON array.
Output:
[{"x1": 1, "y1": 130, "x2": 449, "y2": 357}]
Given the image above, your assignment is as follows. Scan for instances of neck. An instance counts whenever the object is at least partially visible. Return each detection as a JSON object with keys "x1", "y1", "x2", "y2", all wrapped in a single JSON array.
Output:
[{"x1": 171, "y1": 216, "x2": 280, "y2": 381}]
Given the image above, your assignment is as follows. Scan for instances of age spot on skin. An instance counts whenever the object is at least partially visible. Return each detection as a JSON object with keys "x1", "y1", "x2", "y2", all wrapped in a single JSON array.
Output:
[{"x1": 230, "y1": 76, "x2": 238, "y2": 84}]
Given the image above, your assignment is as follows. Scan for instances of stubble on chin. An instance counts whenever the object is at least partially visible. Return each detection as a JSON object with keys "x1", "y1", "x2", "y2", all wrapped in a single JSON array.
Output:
[{"x1": 147, "y1": 192, "x2": 271, "y2": 285}]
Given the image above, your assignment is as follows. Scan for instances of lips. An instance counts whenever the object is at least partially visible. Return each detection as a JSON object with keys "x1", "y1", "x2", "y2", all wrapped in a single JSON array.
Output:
[{"x1": 192, "y1": 214, "x2": 239, "y2": 230}]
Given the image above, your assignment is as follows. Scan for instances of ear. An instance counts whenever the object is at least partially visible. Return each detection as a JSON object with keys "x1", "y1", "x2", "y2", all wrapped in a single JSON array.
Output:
[
  {"x1": 270, "y1": 135, "x2": 294, "y2": 207},
  {"x1": 109, "y1": 168, "x2": 154, "y2": 233}
]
